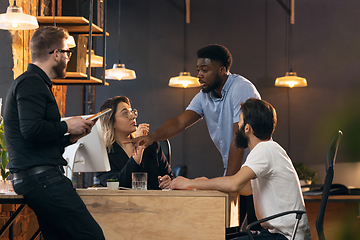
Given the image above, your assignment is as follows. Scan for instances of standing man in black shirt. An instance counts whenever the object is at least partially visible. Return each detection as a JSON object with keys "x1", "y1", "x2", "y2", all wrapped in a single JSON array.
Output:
[{"x1": 3, "y1": 26, "x2": 105, "y2": 240}]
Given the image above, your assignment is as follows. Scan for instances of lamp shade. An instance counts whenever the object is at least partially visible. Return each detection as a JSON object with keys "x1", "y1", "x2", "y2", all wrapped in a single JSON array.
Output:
[
  {"x1": 0, "y1": 5, "x2": 38, "y2": 30},
  {"x1": 66, "y1": 35, "x2": 76, "y2": 48},
  {"x1": 105, "y1": 63, "x2": 136, "y2": 80},
  {"x1": 86, "y1": 50, "x2": 103, "y2": 68},
  {"x1": 275, "y1": 71, "x2": 307, "y2": 88},
  {"x1": 169, "y1": 72, "x2": 200, "y2": 88}
]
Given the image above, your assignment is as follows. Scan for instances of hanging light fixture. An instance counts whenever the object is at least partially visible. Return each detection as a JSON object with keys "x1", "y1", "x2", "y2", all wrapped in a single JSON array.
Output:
[
  {"x1": 105, "y1": 63, "x2": 136, "y2": 80},
  {"x1": 105, "y1": 0, "x2": 136, "y2": 80},
  {"x1": 0, "y1": 0, "x2": 38, "y2": 30},
  {"x1": 86, "y1": 50, "x2": 103, "y2": 68},
  {"x1": 275, "y1": 71, "x2": 307, "y2": 88},
  {"x1": 169, "y1": 0, "x2": 199, "y2": 89},
  {"x1": 275, "y1": 0, "x2": 307, "y2": 88},
  {"x1": 169, "y1": 72, "x2": 199, "y2": 88},
  {"x1": 66, "y1": 35, "x2": 76, "y2": 48}
]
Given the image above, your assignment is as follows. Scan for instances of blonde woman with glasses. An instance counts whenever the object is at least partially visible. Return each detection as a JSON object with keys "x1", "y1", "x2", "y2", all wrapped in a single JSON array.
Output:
[{"x1": 96, "y1": 96, "x2": 173, "y2": 189}]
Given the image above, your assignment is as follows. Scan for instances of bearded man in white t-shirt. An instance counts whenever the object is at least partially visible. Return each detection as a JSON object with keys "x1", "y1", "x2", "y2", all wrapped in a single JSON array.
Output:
[{"x1": 170, "y1": 98, "x2": 311, "y2": 240}]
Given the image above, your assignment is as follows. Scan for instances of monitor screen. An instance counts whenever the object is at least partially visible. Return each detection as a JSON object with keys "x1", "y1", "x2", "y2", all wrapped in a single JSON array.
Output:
[{"x1": 62, "y1": 115, "x2": 110, "y2": 179}]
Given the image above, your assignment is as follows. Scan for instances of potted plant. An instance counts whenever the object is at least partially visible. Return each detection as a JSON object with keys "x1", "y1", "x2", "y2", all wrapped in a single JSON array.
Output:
[
  {"x1": 0, "y1": 118, "x2": 10, "y2": 180},
  {"x1": 106, "y1": 179, "x2": 119, "y2": 190},
  {"x1": 294, "y1": 162, "x2": 317, "y2": 187}
]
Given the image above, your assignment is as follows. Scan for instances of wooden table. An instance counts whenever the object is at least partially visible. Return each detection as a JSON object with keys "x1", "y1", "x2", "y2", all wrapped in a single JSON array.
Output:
[
  {"x1": 0, "y1": 194, "x2": 26, "y2": 238},
  {"x1": 304, "y1": 195, "x2": 360, "y2": 240},
  {"x1": 77, "y1": 189, "x2": 239, "y2": 240},
  {"x1": 0, "y1": 194, "x2": 40, "y2": 239},
  {"x1": 0, "y1": 193, "x2": 24, "y2": 204}
]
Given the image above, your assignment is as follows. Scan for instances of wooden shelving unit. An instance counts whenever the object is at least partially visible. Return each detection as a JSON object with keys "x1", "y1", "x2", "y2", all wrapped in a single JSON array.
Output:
[
  {"x1": 36, "y1": 10, "x2": 108, "y2": 85},
  {"x1": 37, "y1": 17, "x2": 109, "y2": 36},
  {"x1": 52, "y1": 72, "x2": 109, "y2": 85}
]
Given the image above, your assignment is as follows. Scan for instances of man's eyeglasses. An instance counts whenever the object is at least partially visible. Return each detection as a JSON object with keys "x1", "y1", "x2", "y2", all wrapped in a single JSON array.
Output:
[
  {"x1": 115, "y1": 109, "x2": 138, "y2": 119},
  {"x1": 49, "y1": 49, "x2": 73, "y2": 58}
]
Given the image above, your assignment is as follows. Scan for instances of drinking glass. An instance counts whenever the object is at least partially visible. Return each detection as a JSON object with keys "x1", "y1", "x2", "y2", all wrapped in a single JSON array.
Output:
[{"x1": 132, "y1": 172, "x2": 147, "y2": 190}]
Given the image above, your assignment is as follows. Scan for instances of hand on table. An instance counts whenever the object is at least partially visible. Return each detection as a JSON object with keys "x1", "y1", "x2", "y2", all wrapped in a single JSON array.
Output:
[
  {"x1": 158, "y1": 175, "x2": 172, "y2": 189},
  {"x1": 169, "y1": 176, "x2": 191, "y2": 190}
]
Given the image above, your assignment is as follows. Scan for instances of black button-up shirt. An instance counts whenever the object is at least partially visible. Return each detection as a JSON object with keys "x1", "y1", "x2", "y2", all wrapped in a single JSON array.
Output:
[{"x1": 4, "y1": 64, "x2": 71, "y2": 172}]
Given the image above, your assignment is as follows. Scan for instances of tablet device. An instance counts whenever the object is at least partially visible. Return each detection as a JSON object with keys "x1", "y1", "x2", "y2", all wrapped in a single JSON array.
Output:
[{"x1": 87, "y1": 108, "x2": 112, "y2": 120}]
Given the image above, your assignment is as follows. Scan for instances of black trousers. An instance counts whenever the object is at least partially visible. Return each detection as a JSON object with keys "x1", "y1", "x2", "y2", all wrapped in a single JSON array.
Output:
[{"x1": 13, "y1": 168, "x2": 105, "y2": 240}]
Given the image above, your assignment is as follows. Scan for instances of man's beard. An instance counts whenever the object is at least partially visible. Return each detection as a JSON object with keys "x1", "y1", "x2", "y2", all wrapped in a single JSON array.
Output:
[
  {"x1": 235, "y1": 125, "x2": 249, "y2": 149},
  {"x1": 53, "y1": 58, "x2": 67, "y2": 79},
  {"x1": 202, "y1": 74, "x2": 222, "y2": 93}
]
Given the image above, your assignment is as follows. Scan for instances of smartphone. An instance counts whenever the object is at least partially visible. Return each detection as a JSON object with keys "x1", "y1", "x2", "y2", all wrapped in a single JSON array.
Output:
[{"x1": 87, "y1": 108, "x2": 112, "y2": 120}]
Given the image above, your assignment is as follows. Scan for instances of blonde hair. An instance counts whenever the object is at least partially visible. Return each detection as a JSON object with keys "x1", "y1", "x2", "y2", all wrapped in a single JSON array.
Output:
[{"x1": 99, "y1": 96, "x2": 135, "y2": 152}]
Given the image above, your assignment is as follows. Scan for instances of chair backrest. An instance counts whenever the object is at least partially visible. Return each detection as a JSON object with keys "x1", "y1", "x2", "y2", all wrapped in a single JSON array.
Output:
[
  {"x1": 316, "y1": 130, "x2": 343, "y2": 240},
  {"x1": 172, "y1": 165, "x2": 188, "y2": 178},
  {"x1": 159, "y1": 139, "x2": 188, "y2": 178},
  {"x1": 159, "y1": 139, "x2": 172, "y2": 165}
]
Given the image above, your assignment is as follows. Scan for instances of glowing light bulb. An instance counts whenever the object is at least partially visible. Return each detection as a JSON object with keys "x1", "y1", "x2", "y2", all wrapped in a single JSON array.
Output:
[
  {"x1": 11, "y1": 22, "x2": 19, "y2": 29},
  {"x1": 288, "y1": 82, "x2": 295, "y2": 88},
  {"x1": 168, "y1": 72, "x2": 200, "y2": 88}
]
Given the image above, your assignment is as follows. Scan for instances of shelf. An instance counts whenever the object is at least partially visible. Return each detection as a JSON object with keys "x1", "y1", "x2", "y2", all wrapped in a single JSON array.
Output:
[
  {"x1": 37, "y1": 16, "x2": 109, "y2": 36},
  {"x1": 52, "y1": 72, "x2": 109, "y2": 85},
  {"x1": 38, "y1": 15, "x2": 109, "y2": 85}
]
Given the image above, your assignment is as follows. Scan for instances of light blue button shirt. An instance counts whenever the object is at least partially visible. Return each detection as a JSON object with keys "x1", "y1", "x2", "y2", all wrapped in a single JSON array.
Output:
[{"x1": 186, "y1": 73, "x2": 261, "y2": 171}]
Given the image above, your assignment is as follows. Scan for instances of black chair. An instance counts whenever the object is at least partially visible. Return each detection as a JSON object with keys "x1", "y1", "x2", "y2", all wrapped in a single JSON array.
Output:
[
  {"x1": 159, "y1": 139, "x2": 171, "y2": 164},
  {"x1": 172, "y1": 164, "x2": 188, "y2": 178},
  {"x1": 159, "y1": 139, "x2": 187, "y2": 178},
  {"x1": 316, "y1": 130, "x2": 343, "y2": 240},
  {"x1": 246, "y1": 211, "x2": 306, "y2": 240}
]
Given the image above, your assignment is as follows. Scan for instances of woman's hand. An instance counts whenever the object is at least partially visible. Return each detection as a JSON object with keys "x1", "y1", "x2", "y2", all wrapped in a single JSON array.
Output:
[
  {"x1": 135, "y1": 123, "x2": 149, "y2": 137},
  {"x1": 158, "y1": 175, "x2": 172, "y2": 189},
  {"x1": 132, "y1": 144, "x2": 146, "y2": 165}
]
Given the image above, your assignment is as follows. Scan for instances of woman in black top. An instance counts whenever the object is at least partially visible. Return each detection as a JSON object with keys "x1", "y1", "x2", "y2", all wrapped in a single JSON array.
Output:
[{"x1": 96, "y1": 96, "x2": 173, "y2": 189}]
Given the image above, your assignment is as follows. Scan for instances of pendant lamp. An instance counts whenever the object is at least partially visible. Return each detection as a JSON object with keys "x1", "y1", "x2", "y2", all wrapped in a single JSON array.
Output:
[
  {"x1": 105, "y1": 0, "x2": 136, "y2": 80},
  {"x1": 169, "y1": 72, "x2": 199, "y2": 88},
  {"x1": 66, "y1": 35, "x2": 76, "y2": 48},
  {"x1": 275, "y1": 71, "x2": 307, "y2": 88},
  {"x1": 105, "y1": 63, "x2": 136, "y2": 80},
  {"x1": 0, "y1": 0, "x2": 38, "y2": 30},
  {"x1": 275, "y1": 0, "x2": 307, "y2": 88},
  {"x1": 168, "y1": 0, "x2": 199, "y2": 88},
  {"x1": 86, "y1": 50, "x2": 103, "y2": 68}
]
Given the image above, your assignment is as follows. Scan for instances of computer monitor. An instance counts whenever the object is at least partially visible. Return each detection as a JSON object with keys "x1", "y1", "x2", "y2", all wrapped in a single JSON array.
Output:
[{"x1": 62, "y1": 115, "x2": 110, "y2": 179}]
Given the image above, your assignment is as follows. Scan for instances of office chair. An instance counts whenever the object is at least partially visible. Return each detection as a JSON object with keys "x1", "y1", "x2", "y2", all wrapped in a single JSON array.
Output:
[
  {"x1": 316, "y1": 130, "x2": 343, "y2": 240},
  {"x1": 246, "y1": 210, "x2": 306, "y2": 240},
  {"x1": 159, "y1": 139, "x2": 187, "y2": 178},
  {"x1": 159, "y1": 139, "x2": 171, "y2": 164},
  {"x1": 172, "y1": 164, "x2": 188, "y2": 178}
]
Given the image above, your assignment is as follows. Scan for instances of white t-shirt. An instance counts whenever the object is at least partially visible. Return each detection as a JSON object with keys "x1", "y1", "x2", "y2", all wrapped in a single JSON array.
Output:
[{"x1": 242, "y1": 141, "x2": 311, "y2": 240}]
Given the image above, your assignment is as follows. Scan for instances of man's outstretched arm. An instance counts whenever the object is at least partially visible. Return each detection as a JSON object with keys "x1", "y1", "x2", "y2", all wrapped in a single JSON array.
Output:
[
  {"x1": 123, "y1": 110, "x2": 201, "y2": 149},
  {"x1": 170, "y1": 166, "x2": 255, "y2": 195}
]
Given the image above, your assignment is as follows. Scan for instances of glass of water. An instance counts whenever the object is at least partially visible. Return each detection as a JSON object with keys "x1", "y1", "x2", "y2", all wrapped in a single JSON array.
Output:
[{"x1": 132, "y1": 172, "x2": 147, "y2": 190}]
